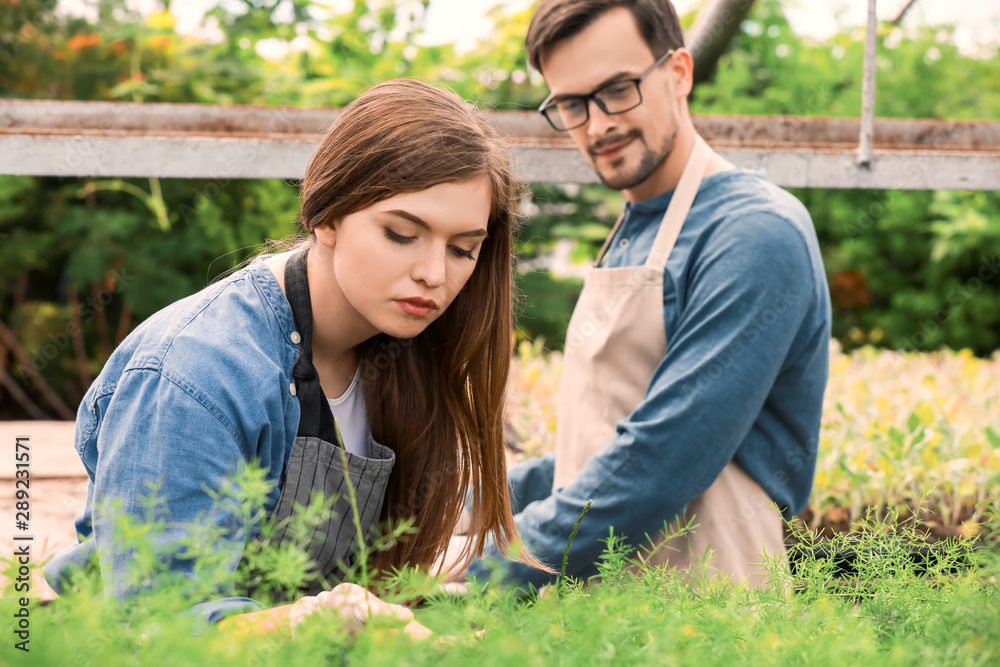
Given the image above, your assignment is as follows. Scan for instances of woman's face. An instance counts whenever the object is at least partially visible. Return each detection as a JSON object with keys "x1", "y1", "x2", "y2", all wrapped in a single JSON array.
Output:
[{"x1": 316, "y1": 177, "x2": 493, "y2": 339}]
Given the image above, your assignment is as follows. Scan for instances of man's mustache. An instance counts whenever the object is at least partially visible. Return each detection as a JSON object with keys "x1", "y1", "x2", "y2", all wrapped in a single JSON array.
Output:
[{"x1": 588, "y1": 129, "x2": 642, "y2": 158}]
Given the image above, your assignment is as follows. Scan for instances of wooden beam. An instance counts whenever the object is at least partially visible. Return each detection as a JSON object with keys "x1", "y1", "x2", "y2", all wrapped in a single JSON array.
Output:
[{"x1": 1, "y1": 100, "x2": 998, "y2": 190}]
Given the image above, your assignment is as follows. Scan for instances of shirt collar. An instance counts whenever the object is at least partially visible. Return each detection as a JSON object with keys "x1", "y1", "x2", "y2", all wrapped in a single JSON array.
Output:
[
  {"x1": 624, "y1": 168, "x2": 749, "y2": 216},
  {"x1": 626, "y1": 187, "x2": 676, "y2": 215}
]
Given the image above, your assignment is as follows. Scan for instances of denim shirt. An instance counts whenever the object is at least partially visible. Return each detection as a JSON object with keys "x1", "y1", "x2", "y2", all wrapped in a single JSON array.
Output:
[
  {"x1": 466, "y1": 168, "x2": 832, "y2": 589},
  {"x1": 44, "y1": 254, "x2": 302, "y2": 625}
]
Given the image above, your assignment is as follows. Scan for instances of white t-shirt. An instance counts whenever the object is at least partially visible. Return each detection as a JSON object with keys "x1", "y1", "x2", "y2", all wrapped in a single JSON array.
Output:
[{"x1": 326, "y1": 365, "x2": 370, "y2": 458}]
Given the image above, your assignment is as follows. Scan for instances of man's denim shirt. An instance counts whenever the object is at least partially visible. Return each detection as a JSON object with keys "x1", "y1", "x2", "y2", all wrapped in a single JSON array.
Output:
[
  {"x1": 44, "y1": 254, "x2": 301, "y2": 625},
  {"x1": 467, "y1": 169, "x2": 833, "y2": 588}
]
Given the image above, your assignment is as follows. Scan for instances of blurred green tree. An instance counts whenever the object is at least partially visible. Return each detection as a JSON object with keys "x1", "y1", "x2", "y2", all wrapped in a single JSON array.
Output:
[{"x1": 0, "y1": 0, "x2": 998, "y2": 417}]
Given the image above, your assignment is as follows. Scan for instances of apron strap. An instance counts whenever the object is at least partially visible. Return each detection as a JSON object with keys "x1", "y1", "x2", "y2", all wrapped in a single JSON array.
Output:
[
  {"x1": 594, "y1": 211, "x2": 626, "y2": 268},
  {"x1": 284, "y1": 247, "x2": 341, "y2": 445},
  {"x1": 644, "y1": 135, "x2": 712, "y2": 272}
]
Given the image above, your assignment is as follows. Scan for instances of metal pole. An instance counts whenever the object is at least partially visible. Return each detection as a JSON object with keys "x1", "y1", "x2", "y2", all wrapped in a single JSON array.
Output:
[{"x1": 858, "y1": 0, "x2": 877, "y2": 166}]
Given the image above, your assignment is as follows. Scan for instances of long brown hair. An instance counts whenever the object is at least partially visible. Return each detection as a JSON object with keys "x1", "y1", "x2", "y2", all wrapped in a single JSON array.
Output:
[{"x1": 296, "y1": 79, "x2": 550, "y2": 578}]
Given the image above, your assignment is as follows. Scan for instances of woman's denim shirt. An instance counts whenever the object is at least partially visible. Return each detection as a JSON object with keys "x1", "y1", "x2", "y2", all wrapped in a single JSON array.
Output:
[{"x1": 44, "y1": 254, "x2": 302, "y2": 624}]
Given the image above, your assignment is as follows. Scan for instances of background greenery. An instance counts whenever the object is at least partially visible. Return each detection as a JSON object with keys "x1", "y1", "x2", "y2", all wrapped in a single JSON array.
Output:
[{"x1": 1, "y1": 0, "x2": 998, "y2": 418}]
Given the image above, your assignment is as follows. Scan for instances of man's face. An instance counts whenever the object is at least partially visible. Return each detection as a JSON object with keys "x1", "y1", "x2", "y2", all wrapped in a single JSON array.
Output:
[{"x1": 539, "y1": 7, "x2": 682, "y2": 193}]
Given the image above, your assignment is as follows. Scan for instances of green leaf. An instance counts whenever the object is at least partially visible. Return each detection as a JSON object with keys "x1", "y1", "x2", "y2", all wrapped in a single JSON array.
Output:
[{"x1": 986, "y1": 426, "x2": 1000, "y2": 450}]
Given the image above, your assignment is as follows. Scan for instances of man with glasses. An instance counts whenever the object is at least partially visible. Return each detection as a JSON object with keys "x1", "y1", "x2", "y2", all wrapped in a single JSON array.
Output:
[
  {"x1": 539, "y1": 45, "x2": 675, "y2": 136},
  {"x1": 458, "y1": 0, "x2": 831, "y2": 590}
]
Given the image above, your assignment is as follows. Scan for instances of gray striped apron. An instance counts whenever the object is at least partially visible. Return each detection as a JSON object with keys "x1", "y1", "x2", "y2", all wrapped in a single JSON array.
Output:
[{"x1": 266, "y1": 247, "x2": 395, "y2": 596}]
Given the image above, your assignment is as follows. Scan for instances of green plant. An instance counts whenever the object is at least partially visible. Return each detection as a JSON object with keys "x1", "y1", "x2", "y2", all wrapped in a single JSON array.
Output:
[{"x1": 4, "y1": 488, "x2": 997, "y2": 665}]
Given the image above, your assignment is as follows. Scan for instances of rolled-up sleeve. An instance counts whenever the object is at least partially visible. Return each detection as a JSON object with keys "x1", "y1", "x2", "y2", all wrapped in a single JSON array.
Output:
[{"x1": 468, "y1": 213, "x2": 816, "y2": 589}]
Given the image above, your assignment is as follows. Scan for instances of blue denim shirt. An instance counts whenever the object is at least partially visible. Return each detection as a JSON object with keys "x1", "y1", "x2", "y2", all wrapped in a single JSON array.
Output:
[
  {"x1": 467, "y1": 168, "x2": 832, "y2": 589},
  {"x1": 44, "y1": 254, "x2": 301, "y2": 624}
]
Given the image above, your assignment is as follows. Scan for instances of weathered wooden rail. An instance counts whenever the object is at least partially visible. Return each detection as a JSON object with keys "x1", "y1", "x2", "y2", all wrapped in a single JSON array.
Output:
[{"x1": 0, "y1": 99, "x2": 997, "y2": 190}]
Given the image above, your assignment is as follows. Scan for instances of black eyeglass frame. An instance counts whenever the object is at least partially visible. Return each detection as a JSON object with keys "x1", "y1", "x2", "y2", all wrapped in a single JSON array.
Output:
[{"x1": 538, "y1": 48, "x2": 676, "y2": 132}]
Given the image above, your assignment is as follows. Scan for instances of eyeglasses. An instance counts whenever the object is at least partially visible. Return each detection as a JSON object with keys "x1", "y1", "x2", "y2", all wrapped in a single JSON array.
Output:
[{"x1": 538, "y1": 49, "x2": 675, "y2": 132}]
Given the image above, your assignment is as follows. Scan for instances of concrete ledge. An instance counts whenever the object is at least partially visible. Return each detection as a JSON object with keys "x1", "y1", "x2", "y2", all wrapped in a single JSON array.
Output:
[{"x1": 0, "y1": 421, "x2": 85, "y2": 479}]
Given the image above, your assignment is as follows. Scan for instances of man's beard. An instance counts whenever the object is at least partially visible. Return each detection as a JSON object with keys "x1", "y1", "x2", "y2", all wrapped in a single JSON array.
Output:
[{"x1": 589, "y1": 126, "x2": 677, "y2": 192}]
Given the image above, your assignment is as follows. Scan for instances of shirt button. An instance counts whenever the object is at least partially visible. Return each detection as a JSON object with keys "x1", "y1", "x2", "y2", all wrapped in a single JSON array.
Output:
[
  {"x1": 289, "y1": 383, "x2": 297, "y2": 397},
  {"x1": 619, "y1": 238, "x2": 630, "y2": 248},
  {"x1": 290, "y1": 331, "x2": 301, "y2": 344}
]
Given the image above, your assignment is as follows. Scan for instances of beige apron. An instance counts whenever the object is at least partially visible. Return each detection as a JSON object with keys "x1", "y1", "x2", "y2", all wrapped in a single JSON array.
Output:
[{"x1": 552, "y1": 136, "x2": 786, "y2": 587}]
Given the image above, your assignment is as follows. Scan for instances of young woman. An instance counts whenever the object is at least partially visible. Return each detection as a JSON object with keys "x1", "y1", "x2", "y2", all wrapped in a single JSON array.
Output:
[{"x1": 44, "y1": 78, "x2": 546, "y2": 628}]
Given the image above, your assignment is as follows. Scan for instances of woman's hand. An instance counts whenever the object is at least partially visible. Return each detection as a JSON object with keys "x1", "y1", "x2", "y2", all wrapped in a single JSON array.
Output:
[
  {"x1": 289, "y1": 583, "x2": 433, "y2": 639},
  {"x1": 219, "y1": 582, "x2": 483, "y2": 646}
]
